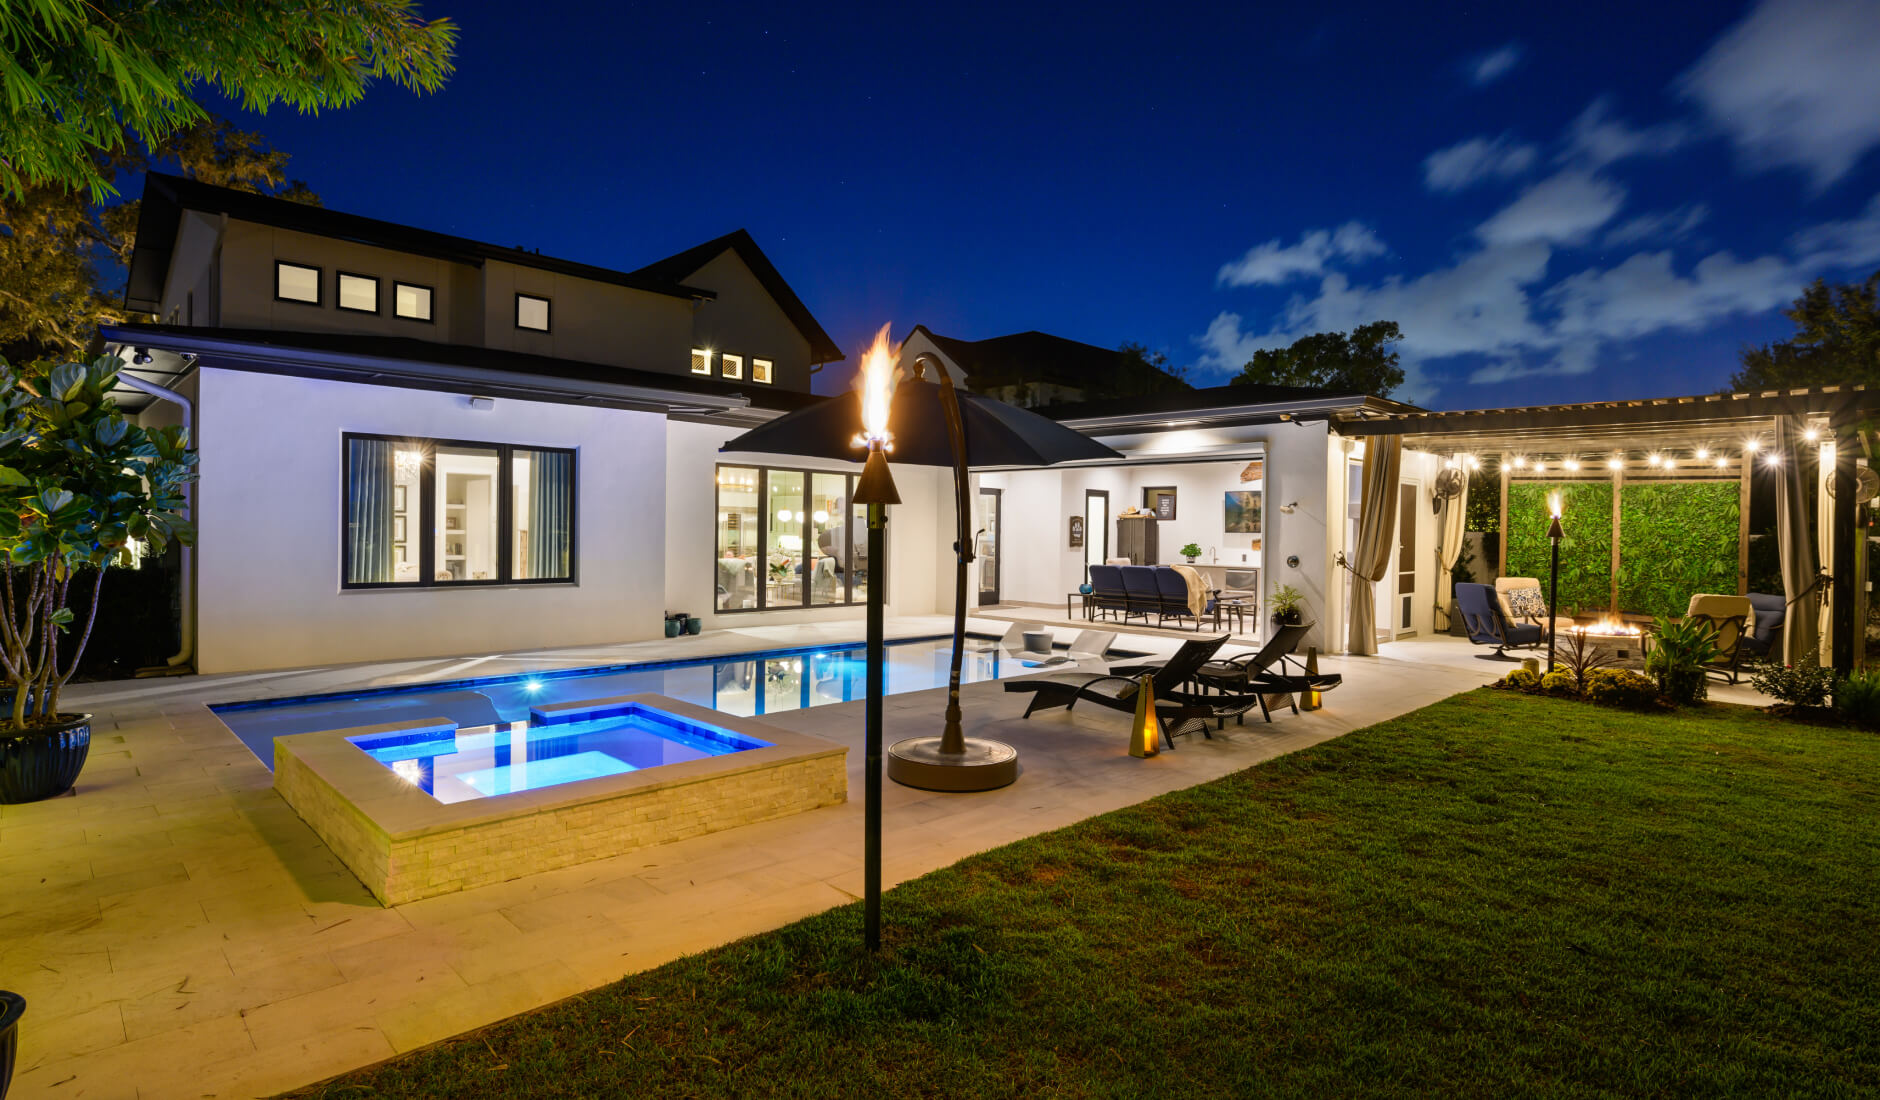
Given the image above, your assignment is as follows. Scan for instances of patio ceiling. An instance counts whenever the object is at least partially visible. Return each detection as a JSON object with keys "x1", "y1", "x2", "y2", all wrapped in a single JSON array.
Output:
[{"x1": 1336, "y1": 384, "x2": 1869, "y2": 458}]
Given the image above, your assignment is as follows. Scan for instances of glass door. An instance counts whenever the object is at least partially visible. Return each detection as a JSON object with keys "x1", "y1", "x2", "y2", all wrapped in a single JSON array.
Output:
[
  {"x1": 1084, "y1": 489, "x2": 1109, "y2": 580},
  {"x1": 1396, "y1": 479, "x2": 1418, "y2": 637},
  {"x1": 977, "y1": 488, "x2": 1002, "y2": 606}
]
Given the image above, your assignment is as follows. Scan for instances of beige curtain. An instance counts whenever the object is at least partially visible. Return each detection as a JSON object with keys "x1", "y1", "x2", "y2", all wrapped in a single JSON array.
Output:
[
  {"x1": 1347, "y1": 436, "x2": 1402, "y2": 655},
  {"x1": 1774, "y1": 415, "x2": 1820, "y2": 664},
  {"x1": 1435, "y1": 462, "x2": 1469, "y2": 626}
]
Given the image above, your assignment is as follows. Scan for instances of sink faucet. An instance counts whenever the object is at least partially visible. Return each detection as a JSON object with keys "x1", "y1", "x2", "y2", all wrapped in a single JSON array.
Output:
[{"x1": 1209, "y1": 545, "x2": 1218, "y2": 563}]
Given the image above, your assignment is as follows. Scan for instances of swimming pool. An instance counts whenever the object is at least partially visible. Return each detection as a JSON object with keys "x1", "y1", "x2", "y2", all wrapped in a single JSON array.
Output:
[
  {"x1": 350, "y1": 702, "x2": 772, "y2": 804},
  {"x1": 215, "y1": 634, "x2": 1079, "y2": 767}
]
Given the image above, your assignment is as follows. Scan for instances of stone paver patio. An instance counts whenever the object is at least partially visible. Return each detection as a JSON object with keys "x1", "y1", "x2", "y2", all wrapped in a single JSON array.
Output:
[{"x1": 2, "y1": 616, "x2": 1763, "y2": 1098}]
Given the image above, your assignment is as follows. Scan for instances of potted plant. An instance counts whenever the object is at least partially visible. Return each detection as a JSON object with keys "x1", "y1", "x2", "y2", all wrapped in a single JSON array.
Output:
[
  {"x1": 1179, "y1": 542, "x2": 1202, "y2": 563},
  {"x1": 1644, "y1": 616, "x2": 1718, "y2": 706},
  {"x1": 0, "y1": 357, "x2": 196, "y2": 804},
  {"x1": 1270, "y1": 584, "x2": 1306, "y2": 626}
]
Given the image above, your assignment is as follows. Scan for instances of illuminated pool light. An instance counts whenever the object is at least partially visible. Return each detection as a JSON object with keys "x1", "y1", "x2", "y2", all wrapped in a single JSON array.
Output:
[{"x1": 525, "y1": 679, "x2": 545, "y2": 694}]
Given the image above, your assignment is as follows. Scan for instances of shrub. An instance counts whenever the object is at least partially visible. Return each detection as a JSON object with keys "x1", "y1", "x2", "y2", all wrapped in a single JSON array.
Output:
[
  {"x1": 1750, "y1": 656, "x2": 1836, "y2": 709},
  {"x1": 1585, "y1": 668, "x2": 1660, "y2": 709},
  {"x1": 1540, "y1": 670, "x2": 1578, "y2": 696},
  {"x1": 1646, "y1": 616, "x2": 1717, "y2": 706},
  {"x1": 1833, "y1": 668, "x2": 1880, "y2": 730},
  {"x1": 1501, "y1": 668, "x2": 1540, "y2": 691}
]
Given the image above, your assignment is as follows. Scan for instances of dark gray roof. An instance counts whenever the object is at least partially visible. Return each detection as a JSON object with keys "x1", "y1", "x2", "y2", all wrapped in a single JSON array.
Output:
[{"x1": 632, "y1": 229, "x2": 843, "y2": 363}]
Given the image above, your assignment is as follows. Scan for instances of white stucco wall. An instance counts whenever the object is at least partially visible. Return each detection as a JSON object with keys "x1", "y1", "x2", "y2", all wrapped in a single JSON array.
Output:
[
  {"x1": 194, "y1": 368, "x2": 669, "y2": 673},
  {"x1": 663, "y1": 420, "x2": 954, "y2": 629}
]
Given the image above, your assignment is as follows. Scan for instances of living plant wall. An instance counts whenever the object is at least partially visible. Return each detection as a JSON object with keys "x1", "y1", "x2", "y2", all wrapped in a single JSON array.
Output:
[
  {"x1": 1617, "y1": 481, "x2": 1740, "y2": 621},
  {"x1": 1505, "y1": 481, "x2": 1613, "y2": 615}
]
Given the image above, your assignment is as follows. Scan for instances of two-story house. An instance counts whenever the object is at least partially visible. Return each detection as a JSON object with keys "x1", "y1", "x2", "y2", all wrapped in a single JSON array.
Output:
[{"x1": 105, "y1": 174, "x2": 958, "y2": 674}]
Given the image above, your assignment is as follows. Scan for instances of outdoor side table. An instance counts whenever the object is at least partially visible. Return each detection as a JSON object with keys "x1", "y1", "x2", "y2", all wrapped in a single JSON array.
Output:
[
  {"x1": 1214, "y1": 598, "x2": 1250, "y2": 633},
  {"x1": 1066, "y1": 592, "x2": 1093, "y2": 620}
]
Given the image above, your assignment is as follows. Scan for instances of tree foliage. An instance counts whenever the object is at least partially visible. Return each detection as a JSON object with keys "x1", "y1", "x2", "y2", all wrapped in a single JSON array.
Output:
[
  {"x1": 1233, "y1": 321, "x2": 1405, "y2": 397},
  {"x1": 1731, "y1": 270, "x2": 1880, "y2": 391},
  {"x1": 0, "y1": 117, "x2": 320, "y2": 362},
  {"x1": 0, "y1": 0, "x2": 456, "y2": 200},
  {"x1": 0, "y1": 355, "x2": 197, "y2": 726}
]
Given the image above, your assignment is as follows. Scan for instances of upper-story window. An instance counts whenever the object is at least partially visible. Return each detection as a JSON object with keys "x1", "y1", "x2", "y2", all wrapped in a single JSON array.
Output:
[
  {"x1": 752, "y1": 358, "x2": 773, "y2": 384},
  {"x1": 691, "y1": 348, "x2": 712, "y2": 375},
  {"x1": 275, "y1": 261, "x2": 321, "y2": 305},
  {"x1": 516, "y1": 293, "x2": 551, "y2": 332},
  {"x1": 394, "y1": 281, "x2": 434, "y2": 322},
  {"x1": 337, "y1": 272, "x2": 380, "y2": 314},
  {"x1": 721, "y1": 353, "x2": 743, "y2": 380}
]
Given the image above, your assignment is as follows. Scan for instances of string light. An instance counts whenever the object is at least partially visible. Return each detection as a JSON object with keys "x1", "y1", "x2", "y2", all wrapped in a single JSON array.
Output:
[
  {"x1": 1563, "y1": 458, "x2": 1581, "y2": 471},
  {"x1": 1714, "y1": 456, "x2": 1728, "y2": 469},
  {"x1": 1763, "y1": 452, "x2": 1783, "y2": 468},
  {"x1": 1607, "y1": 456, "x2": 1623, "y2": 470},
  {"x1": 1512, "y1": 456, "x2": 1527, "y2": 469},
  {"x1": 1648, "y1": 453, "x2": 1664, "y2": 468},
  {"x1": 1744, "y1": 438, "x2": 1761, "y2": 453},
  {"x1": 1695, "y1": 447, "x2": 1709, "y2": 461}
]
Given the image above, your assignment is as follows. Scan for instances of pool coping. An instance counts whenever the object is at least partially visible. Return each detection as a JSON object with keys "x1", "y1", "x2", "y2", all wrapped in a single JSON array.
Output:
[{"x1": 273, "y1": 693, "x2": 847, "y2": 843}]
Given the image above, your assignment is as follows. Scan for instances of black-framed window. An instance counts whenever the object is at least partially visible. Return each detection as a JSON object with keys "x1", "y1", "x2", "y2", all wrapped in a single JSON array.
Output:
[
  {"x1": 721, "y1": 353, "x2": 743, "y2": 380},
  {"x1": 715, "y1": 462, "x2": 878, "y2": 611},
  {"x1": 752, "y1": 358, "x2": 774, "y2": 384},
  {"x1": 394, "y1": 281, "x2": 434, "y2": 322},
  {"x1": 343, "y1": 433, "x2": 576, "y2": 589},
  {"x1": 275, "y1": 261, "x2": 322, "y2": 305},
  {"x1": 516, "y1": 293, "x2": 551, "y2": 332},
  {"x1": 337, "y1": 271, "x2": 380, "y2": 314},
  {"x1": 690, "y1": 348, "x2": 712, "y2": 375}
]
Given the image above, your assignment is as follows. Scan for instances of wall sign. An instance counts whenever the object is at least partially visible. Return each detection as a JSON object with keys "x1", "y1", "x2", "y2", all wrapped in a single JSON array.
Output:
[
  {"x1": 1068, "y1": 515, "x2": 1085, "y2": 548},
  {"x1": 1143, "y1": 486, "x2": 1177, "y2": 520}
]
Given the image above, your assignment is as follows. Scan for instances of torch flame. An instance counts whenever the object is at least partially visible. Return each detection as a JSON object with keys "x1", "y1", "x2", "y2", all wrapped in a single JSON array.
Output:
[
  {"x1": 856, "y1": 322, "x2": 898, "y2": 448},
  {"x1": 1547, "y1": 491, "x2": 1562, "y2": 519}
]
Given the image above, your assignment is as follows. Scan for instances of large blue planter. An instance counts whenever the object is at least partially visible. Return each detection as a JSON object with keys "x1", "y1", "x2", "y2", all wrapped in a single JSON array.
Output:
[
  {"x1": 0, "y1": 990, "x2": 22, "y2": 1100},
  {"x1": 0, "y1": 715, "x2": 91, "y2": 804}
]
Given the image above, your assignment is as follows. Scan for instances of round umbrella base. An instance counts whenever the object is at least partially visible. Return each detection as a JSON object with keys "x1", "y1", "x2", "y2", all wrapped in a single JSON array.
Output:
[{"x1": 886, "y1": 736, "x2": 1018, "y2": 792}]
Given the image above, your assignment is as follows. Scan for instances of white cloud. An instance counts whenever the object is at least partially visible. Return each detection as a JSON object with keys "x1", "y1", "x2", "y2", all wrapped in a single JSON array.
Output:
[
  {"x1": 1423, "y1": 133, "x2": 1538, "y2": 192},
  {"x1": 1560, "y1": 97, "x2": 1688, "y2": 169},
  {"x1": 1791, "y1": 191, "x2": 1880, "y2": 269},
  {"x1": 1476, "y1": 171, "x2": 1628, "y2": 247},
  {"x1": 1678, "y1": 0, "x2": 1880, "y2": 190},
  {"x1": 1602, "y1": 204, "x2": 1709, "y2": 247},
  {"x1": 1216, "y1": 222, "x2": 1386, "y2": 287},
  {"x1": 1196, "y1": 193, "x2": 1880, "y2": 399},
  {"x1": 1467, "y1": 42, "x2": 1523, "y2": 86}
]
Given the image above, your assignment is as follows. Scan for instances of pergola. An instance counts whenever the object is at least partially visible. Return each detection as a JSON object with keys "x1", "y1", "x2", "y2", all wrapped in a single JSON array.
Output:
[{"x1": 1335, "y1": 383, "x2": 1877, "y2": 674}]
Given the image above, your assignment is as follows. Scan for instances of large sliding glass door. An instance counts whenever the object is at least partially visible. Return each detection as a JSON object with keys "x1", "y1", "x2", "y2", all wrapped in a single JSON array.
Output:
[{"x1": 715, "y1": 463, "x2": 879, "y2": 611}]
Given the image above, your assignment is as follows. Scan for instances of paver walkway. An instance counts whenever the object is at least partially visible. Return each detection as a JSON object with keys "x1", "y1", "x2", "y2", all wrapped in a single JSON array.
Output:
[{"x1": 3, "y1": 619, "x2": 1644, "y2": 1098}]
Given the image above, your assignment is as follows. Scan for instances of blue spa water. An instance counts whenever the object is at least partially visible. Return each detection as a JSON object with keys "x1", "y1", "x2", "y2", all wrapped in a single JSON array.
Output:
[
  {"x1": 212, "y1": 634, "x2": 1078, "y2": 769},
  {"x1": 347, "y1": 704, "x2": 771, "y2": 804}
]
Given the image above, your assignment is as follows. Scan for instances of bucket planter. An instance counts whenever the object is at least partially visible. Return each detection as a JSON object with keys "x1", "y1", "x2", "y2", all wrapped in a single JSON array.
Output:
[
  {"x1": 0, "y1": 356, "x2": 197, "y2": 806},
  {"x1": 0, "y1": 990, "x2": 22, "y2": 1100},
  {"x1": 0, "y1": 715, "x2": 91, "y2": 803},
  {"x1": 1269, "y1": 584, "x2": 1306, "y2": 627}
]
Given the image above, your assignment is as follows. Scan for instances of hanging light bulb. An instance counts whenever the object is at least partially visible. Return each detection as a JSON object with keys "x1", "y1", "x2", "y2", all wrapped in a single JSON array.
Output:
[
  {"x1": 1648, "y1": 453, "x2": 1664, "y2": 468},
  {"x1": 1695, "y1": 447, "x2": 1709, "y2": 461},
  {"x1": 1607, "y1": 455, "x2": 1623, "y2": 471},
  {"x1": 1744, "y1": 438, "x2": 1761, "y2": 453},
  {"x1": 1512, "y1": 455, "x2": 1527, "y2": 469},
  {"x1": 1763, "y1": 452, "x2": 1783, "y2": 467},
  {"x1": 1714, "y1": 455, "x2": 1728, "y2": 469},
  {"x1": 1563, "y1": 458, "x2": 1581, "y2": 472}
]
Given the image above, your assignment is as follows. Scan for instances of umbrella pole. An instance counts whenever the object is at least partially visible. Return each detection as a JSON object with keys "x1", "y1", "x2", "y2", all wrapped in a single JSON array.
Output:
[
  {"x1": 939, "y1": 372, "x2": 972, "y2": 756},
  {"x1": 885, "y1": 364, "x2": 1019, "y2": 793}
]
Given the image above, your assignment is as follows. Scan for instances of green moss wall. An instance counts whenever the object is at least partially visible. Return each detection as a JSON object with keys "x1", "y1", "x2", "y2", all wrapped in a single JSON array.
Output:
[
  {"x1": 1505, "y1": 481, "x2": 1613, "y2": 615},
  {"x1": 1617, "y1": 481, "x2": 1740, "y2": 621}
]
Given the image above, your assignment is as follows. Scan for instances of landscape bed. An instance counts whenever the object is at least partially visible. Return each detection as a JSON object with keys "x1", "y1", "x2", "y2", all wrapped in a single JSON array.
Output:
[
  {"x1": 287, "y1": 689, "x2": 1877, "y2": 1098},
  {"x1": 274, "y1": 693, "x2": 846, "y2": 905}
]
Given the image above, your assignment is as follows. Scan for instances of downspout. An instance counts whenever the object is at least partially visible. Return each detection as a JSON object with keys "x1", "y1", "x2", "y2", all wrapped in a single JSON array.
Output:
[{"x1": 116, "y1": 366, "x2": 196, "y2": 674}]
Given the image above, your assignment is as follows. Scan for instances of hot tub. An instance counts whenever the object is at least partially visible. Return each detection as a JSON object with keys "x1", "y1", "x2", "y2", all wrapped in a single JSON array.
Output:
[{"x1": 273, "y1": 694, "x2": 846, "y2": 905}]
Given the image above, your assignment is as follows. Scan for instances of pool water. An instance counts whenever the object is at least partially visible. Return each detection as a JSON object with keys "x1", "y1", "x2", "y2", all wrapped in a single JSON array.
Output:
[
  {"x1": 214, "y1": 634, "x2": 1064, "y2": 768},
  {"x1": 349, "y1": 703, "x2": 770, "y2": 804}
]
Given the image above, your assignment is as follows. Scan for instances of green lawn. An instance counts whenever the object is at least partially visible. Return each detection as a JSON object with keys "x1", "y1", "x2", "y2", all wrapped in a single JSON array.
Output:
[{"x1": 290, "y1": 691, "x2": 1879, "y2": 1098}]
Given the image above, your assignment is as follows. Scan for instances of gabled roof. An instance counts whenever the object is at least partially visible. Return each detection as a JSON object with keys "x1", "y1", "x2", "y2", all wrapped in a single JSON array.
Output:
[
  {"x1": 906, "y1": 325, "x2": 1191, "y2": 401},
  {"x1": 125, "y1": 173, "x2": 710, "y2": 313},
  {"x1": 631, "y1": 229, "x2": 844, "y2": 363}
]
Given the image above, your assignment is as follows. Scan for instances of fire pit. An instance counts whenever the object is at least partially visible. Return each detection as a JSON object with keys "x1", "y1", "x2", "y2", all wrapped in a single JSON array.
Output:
[{"x1": 1565, "y1": 620, "x2": 1651, "y2": 669}]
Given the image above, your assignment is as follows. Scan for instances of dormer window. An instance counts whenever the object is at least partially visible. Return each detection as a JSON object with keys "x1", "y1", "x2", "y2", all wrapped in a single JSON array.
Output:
[
  {"x1": 337, "y1": 272, "x2": 379, "y2": 314},
  {"x1": 721, "y1": 353, "x2": 743, "y2": 380},
  {"x1": 275, "y1": 261, "x2": 321, "y2": 305},
  {"x1": 752, "y1": 358, "x2": 773, "y2": 384},
  {"x1": 691, "y1": 348, "x2": 712, "y2": 375},
  {"x1": 516, "y1": 293, "x2": 550, "y2": 332}
]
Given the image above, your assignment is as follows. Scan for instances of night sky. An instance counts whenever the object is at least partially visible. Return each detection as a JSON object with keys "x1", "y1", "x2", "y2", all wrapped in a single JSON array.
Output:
[{"x1": 197, "y1": 0, "x2": 1880, "y2": 409}]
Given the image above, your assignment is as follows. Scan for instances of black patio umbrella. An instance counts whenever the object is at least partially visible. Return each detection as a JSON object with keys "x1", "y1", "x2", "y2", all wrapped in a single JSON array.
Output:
[
  {"x1": 722, "y1": 363, "x2": 1123, "y2": 950},
  {"x1": 722, "y1": 379, "x2": 1125, "y2": 468}
]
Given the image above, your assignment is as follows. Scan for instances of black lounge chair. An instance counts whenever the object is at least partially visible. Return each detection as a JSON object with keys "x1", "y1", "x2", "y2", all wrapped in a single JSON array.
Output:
[
  {"x1": 1456, "y1": 582, "x2": 1541, "y2": 660},
  {"x1": 1112, "y1": 622, "x2": 1340, "y2": 725},
  {"x1": 1004, "y1": 635, "x2": 1230, "y2": 747}
]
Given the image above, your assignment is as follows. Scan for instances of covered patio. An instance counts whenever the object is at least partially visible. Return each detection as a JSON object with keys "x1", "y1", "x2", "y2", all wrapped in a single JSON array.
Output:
[{"x1": 1334, "y1": 384, "x2": 1876, "y2": 672}]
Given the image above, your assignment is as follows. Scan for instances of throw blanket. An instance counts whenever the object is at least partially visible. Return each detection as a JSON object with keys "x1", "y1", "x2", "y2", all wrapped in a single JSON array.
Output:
[{"x1": 1170, "y1": 564, "x2": 1209, "y2": 616}]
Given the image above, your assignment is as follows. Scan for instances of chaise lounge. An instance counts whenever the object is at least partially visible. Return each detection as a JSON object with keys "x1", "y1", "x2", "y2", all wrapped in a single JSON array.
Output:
[
  {"x1": 1457, "y1": 582, "x2": 1543, "y2": 659},
  {"x1": 1004, "y1": 635, "x2": 1231, "y2": 747}
]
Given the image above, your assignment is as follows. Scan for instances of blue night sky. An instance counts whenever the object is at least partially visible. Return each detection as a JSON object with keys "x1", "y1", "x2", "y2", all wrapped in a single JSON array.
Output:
[{"x1": 202, "y1": 0, "x2": 1880, "y2": 409}]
